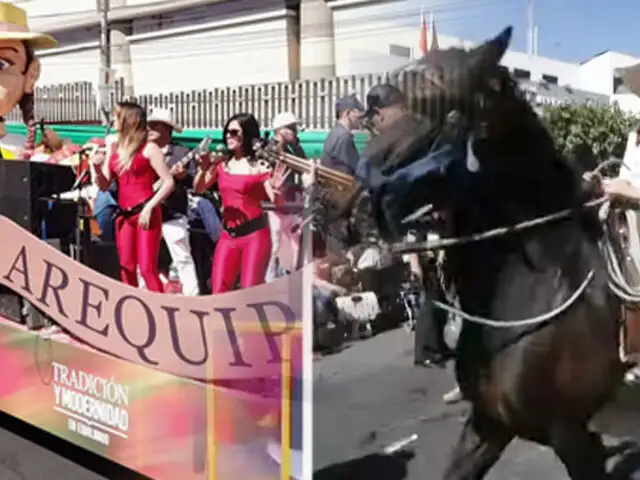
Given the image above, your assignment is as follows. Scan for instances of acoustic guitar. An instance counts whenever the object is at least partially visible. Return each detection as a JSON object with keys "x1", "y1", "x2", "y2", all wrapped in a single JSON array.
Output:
[{"x1": 153, "y1": 135, "x2": 213, "y2": 191}]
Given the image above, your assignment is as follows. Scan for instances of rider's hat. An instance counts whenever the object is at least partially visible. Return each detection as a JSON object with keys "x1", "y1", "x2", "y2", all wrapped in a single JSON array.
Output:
[
  {"x1": 0, "y1": 2, "x2": 57, "y2": 50},
  {"x1": 361, "y1": 84, "x2": 407, "y2": 119}
]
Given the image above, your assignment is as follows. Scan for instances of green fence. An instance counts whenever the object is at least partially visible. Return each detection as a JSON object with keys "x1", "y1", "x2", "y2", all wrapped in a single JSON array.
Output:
[{"x1": 5, "y1": 123, "x2": 368, "y2": 158}]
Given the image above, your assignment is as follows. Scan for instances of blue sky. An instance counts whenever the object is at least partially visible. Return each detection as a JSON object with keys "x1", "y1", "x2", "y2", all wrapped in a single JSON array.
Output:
[{"x1": 397, "y1": 0, "x2": 640, "y2": 62}]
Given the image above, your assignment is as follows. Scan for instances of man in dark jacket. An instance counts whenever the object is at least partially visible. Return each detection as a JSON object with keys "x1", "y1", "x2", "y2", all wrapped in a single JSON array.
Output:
[{"x1": 357, "y1": 83, "x2": 455, "y2": 369}]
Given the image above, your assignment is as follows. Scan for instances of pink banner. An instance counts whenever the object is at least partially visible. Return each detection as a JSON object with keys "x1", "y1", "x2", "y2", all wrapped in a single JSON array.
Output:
[
  {"x1": 0, "y1": 319, "x2": 301, "y2": 479},
  {"x1": 0, "y1": 216, "x2": 305, "y2": 381}
]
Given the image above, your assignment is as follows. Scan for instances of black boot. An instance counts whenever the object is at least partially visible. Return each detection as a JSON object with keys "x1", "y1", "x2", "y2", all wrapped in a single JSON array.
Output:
[{"x1": 413, "y1": 289, "x2": 454, "y2": 368}]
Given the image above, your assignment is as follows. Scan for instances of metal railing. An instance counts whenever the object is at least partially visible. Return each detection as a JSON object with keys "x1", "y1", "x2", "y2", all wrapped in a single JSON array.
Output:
[
  {"x1": 4, "y1": 73, "x2": 407, "y2": 130},
  {"x1": 5, "y1": 72, "x2": 608, "y2": 130}
]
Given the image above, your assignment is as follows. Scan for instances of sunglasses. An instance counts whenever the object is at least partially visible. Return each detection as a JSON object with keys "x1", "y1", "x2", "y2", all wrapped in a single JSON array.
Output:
[{"x1": 226, "y1": 128, "x2": 242, "y2": 137}]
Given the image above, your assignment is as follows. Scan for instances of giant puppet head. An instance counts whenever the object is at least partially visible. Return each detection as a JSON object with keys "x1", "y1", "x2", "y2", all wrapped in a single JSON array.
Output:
[{"x1": 0, "y1": 2, "x2": 56, "y2": 146}]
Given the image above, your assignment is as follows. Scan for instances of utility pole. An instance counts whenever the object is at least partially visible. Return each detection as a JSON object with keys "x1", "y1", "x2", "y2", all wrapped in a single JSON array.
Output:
[
  {"x1": 100, "y1": 0, "x2": 111, "y2": 69},
  {"x1": 98, "y1": 0, "x2": 111, "y2": 124},
  {"x1": 527, "y1": 0, "x2": 539, "y2": 57},
  {"x1": 527, "y1": 0, "x2": 533, "y2": 56}
]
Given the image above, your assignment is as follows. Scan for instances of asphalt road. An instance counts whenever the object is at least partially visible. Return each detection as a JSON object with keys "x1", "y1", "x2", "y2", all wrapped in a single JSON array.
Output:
[
  {"x1": 313, "y1": 328, "x2": 640, "y2": 480},
  {"x1": 0, "y1": 412, "x2": 144, "y2": 480}
]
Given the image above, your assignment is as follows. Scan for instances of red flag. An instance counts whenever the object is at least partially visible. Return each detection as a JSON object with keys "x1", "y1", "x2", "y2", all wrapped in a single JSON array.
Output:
[
  {"x1": 419, "y1": 7, "x2": 428, "y2": 56},
  {"x1": 430, "y1": 12, "x2": 439, "y2": 51}
]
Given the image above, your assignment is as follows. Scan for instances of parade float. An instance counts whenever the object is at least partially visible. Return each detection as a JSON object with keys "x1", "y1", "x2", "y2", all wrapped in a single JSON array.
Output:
[{"x1": 0, "y1": 3, "x2": 305, "y2": 479}]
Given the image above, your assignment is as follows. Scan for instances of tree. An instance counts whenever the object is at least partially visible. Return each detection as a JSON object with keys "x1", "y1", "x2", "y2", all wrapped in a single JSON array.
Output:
[{"x1": 542, "y1": 103, "x2": 638, "y2": 169}]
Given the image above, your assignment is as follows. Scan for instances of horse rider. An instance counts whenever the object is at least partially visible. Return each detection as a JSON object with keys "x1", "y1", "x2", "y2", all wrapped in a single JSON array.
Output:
[{"x1": 356, "y1": 83, "x2": 461, "y2": 403}]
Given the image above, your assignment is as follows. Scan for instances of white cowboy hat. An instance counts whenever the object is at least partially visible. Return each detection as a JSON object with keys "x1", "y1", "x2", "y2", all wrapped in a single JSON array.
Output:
[
  {"x1": 271, "y1": 112, "x2": 304, "y2": 131},
  {"x1": 0, "y1": 2, "x2": 57, "y2": 50},
  {"x1": 147, "y1": 107, "x2": 183, "y2": 133}
]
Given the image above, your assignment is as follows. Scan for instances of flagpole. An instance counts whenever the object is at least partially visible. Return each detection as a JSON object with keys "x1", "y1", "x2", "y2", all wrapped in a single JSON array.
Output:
[
  {"x1": 418, "y1": 5, "x2": 427, "y2": 57},
  {"x1": 429, "y1": 11, "x2": 433, "y2": 51}
]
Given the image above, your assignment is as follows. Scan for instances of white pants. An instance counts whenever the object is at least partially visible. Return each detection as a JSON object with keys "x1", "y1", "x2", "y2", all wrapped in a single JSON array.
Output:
[
  {"x1": 266, "y1": 211, "x2": 282, "y2": 283},
  {"x1": 138, "y1": 215, "x2": 200, "y2": 296},
  {"x1": 266, "y1": 211, "x2": 302, "y2": 282}
]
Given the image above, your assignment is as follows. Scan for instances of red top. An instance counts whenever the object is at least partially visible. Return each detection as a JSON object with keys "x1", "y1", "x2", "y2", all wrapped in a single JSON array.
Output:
[
  {"x1": 217, "y1": 163, "x2": 270, "y2": 227},
  {"x1": 109, "y1": 143, "x2": 157, "y2": 210}
]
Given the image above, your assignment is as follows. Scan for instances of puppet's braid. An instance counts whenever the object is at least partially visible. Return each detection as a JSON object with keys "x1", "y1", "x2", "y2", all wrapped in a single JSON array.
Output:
[{"x1": 20, "y1": 92, "x2": 36, "y2": 154}]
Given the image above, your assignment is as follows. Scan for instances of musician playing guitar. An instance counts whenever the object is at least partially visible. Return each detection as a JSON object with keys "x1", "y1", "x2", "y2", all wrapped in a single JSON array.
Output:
[{"x1": 146, "y1": 108, "x2": 200, "y2": 295}]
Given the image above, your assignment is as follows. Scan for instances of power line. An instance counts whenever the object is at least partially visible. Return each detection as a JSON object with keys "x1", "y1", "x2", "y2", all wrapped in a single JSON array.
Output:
[
  {"x1": 37, "y1": 0, "x2": 519, "y2": 64},
  {"x1": 51, "y1": 29, "x2": 510, "y2": 64},
  {"x1": 27, "y1": 0, "x2": 202, "y2": 20},
  {"x1": 28, "y1": 0, "x2": 514, "y2": 27}
]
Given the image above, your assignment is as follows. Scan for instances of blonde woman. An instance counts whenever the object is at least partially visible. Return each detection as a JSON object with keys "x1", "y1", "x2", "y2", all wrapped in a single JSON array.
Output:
[{"x1": 90, "y1": 101, "x2": 174, "y2": 291}]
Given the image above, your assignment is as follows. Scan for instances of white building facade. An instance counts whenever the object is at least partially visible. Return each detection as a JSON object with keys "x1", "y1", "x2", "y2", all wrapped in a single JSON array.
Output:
[
  {"x1": 26, "y1": 0, "x2": 300, "y2": 95},
  {"x1": 19, "y1": 0, "x2": 640, "y2": 111}
]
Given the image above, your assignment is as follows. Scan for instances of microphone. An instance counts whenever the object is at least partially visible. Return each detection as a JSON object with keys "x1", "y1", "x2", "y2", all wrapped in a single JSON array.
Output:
[{"x1": 70, "y1": 168, "x2": 90, "y2": 192}]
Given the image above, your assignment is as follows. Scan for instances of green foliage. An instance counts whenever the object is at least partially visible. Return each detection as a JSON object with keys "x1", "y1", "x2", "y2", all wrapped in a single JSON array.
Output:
[{"x1": 542, "y1": 103, "x2": 638, "y2": 162}]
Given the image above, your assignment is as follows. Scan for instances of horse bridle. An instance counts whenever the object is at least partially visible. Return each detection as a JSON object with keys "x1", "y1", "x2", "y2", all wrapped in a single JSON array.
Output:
[{"x1": 387, "y1": 69, "x2": 617, "y2": 328}]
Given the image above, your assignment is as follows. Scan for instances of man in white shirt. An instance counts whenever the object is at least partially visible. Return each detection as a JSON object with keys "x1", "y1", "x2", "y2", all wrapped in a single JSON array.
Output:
[
  {"x1": 144, "y1": 108, "x2": 200, "y2": 295},
  {"x1": 266, "y1": 111, "x2": 306, "y2": 282},
  {"x1": 616, "y1": 126, "x2": 640, "y2": 384}
]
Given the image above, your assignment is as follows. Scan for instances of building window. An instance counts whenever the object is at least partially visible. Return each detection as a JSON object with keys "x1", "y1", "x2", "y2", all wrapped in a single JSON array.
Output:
[
  {"x1": 389, "y1": 44, "x2": 411, "y2": 58},
  {"x1": 613, "y1": 76, "x2": 623, "y2": 92},
  {"x1": 513, "y1": 68, "x2": 531, "y2": 80},
  {"x1": 542, "y1": 74, "x2": 558, "y2": 85}
]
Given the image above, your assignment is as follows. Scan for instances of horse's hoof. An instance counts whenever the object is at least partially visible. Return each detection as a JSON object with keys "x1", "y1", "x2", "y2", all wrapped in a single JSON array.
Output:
[
  {"x1": 624, "y1": 369, "x2": 640, "y2": 385},
  {"x1": 414, "y1": 359, "x2": 446, "y2": 369},
  {"x1": 443, "y1": 386, "x2": 463, "y2": 404}
]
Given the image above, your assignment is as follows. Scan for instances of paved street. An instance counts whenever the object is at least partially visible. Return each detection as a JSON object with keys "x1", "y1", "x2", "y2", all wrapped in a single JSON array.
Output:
[
  {"x1": 313, "y1": 328, "x2": 640, "y2": 479},
  {"x1": 0, "y1": 412, "x2": 143, "y2": 480}
]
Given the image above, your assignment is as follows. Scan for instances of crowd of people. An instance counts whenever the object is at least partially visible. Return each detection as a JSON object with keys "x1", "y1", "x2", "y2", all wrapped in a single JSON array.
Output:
[
  {"x1": 81, "y1": 88, "x2": 380, "y2": 297},
  {"x1": 85, "y1": 104, "x2": 297, "y2": 294},
  {"x1": 73, "y1": 84, "x2": 470, "y2": 403}
]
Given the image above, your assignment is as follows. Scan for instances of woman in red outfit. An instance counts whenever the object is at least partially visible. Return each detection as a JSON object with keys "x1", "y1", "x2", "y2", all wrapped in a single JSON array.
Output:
[
  {"x1": 90, "y1": 101, "x2": 175, "y2": 292},
  {"x1": 193, "y1": 112, "x2": 287, "y2": 293}
]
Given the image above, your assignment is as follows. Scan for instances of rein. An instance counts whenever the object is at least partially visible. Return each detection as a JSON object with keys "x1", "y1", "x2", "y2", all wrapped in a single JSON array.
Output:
[
  {"x1": 393, "y1": 197, "x2": 608, "y2": 255},
  {"x1": 433, "y1": 271, "x2": 595, "y2": 328},
  {"x1": 390, "y1": 160, "x2": 636, "y2": 329}
]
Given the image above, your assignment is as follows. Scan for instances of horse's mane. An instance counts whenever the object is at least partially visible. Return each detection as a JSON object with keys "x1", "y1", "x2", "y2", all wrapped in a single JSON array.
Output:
[
  {"x1": 482, "y1": 67, "x2": 586, "y2": 209},
  {"x1": 361, "y1": 114, "x2": 437, "y2": 172}
]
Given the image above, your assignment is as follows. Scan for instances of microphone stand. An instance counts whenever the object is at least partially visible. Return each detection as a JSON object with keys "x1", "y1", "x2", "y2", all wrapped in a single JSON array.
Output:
[
  {"x1": 61, "y1": 167, "x2": 92, "y2": 265},
  {"x1": 74, "y1": 112, "x2": 113, "y2": 264},
  {"x1": 296, "y1": 160, "x2": 315, "y2": 271}
]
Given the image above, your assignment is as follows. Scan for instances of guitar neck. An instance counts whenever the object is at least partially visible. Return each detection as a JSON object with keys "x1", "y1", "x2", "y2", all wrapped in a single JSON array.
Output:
[{"x1": 154, "y1": 139, "x2": 211, "y2": 191}]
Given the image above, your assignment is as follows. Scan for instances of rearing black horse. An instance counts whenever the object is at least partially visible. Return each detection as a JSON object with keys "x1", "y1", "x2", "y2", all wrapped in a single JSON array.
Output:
[{"x1": 358, "y1": 27, "x2": 627, "y2": 479}]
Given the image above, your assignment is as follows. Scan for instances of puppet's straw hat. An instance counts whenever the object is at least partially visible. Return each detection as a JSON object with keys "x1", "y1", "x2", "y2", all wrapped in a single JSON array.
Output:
[{"x1": 0, "y1": 2, "x2": 56, "y2": 50}]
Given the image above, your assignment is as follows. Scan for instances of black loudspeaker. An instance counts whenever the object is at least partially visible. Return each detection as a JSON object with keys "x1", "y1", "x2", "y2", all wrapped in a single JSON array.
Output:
[
  {"x1": 189, "y1": 219, "x2": 215, "y2": 294},
  {"x1": 85, "y1": 240, "x2": 121, "y2": 281},
  {"x1": 0, "y1": 160, "x2": 77, "y2": 236},
  {"x1": 0, "y1": 239, "x2": 63, "y2": 328}
]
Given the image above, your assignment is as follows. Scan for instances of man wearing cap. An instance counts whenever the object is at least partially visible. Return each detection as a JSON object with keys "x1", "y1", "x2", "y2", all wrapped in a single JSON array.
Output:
[
  {"x1": 266, "y1": 111, "x2": 308, "y2": 282},
  {"x1": 145, "y1": 108, "x2": 201, "y2": 296},
  {"x1": 357, "y1": 83, "x2": 419, "y2": 171},
  {"x1": 321, "y1": 95, "x2": 364, "y2": 176}
]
